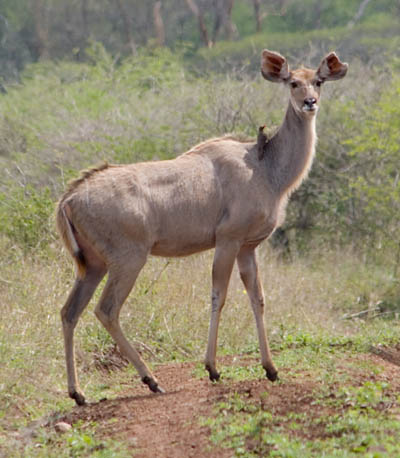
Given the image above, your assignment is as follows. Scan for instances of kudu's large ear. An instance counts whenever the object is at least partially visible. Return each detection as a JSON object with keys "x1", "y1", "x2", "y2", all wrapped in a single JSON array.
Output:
[
  {"x1": 316, "y1": 52, "x2": 348, "y2": 82},
  {"x1": 261, "y1": 50, "x2": 291, "y2": 83}
]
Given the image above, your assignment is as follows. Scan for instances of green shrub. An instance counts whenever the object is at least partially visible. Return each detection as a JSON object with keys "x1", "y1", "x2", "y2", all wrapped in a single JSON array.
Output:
[
  {"x1": 344, "y1": 76, "x2": 400, "y2": 264},
  {"x1": 0, "y1": 184, "x2": 55, "y2": 250}
]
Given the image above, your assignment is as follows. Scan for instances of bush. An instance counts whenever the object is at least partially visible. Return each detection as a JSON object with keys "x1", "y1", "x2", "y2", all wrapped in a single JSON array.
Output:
[
  {"x1": 0, "y1": 184, "x2": 55, "y2": 250},
  {"x1": 345, "y1": 76, "x2": 400, "y2": 265}
]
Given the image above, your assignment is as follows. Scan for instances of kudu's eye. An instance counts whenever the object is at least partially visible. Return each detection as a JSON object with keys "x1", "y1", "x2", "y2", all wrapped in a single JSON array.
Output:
[
  {"x1": 290, "y1": 81, "x2": 298, "y2": 89},
  {"x1": 315, "y1": 80, "x2": 323, "y2": 87}
]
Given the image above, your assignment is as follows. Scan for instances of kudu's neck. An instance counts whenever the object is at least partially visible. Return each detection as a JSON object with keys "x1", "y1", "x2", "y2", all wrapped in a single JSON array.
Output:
[{"x1": 265, "y1": 101, "x2": 317, "y2": 197}]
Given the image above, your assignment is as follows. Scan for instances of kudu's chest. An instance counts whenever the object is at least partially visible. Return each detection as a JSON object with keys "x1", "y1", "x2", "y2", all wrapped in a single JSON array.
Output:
[{"x1": 243, "y1": 207, "x2": 280, "y2": 245}]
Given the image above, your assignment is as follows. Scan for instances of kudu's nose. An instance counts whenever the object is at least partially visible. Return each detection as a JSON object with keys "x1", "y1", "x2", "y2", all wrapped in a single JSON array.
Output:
[{"x1": 304, "y1": 97, "x2": 317, "y2": 107}]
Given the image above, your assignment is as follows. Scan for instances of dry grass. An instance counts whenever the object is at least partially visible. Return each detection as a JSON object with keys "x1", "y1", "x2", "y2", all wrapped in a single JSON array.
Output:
[{"x1": 0, "y1": 242, "x2": 388, "y2": 404}]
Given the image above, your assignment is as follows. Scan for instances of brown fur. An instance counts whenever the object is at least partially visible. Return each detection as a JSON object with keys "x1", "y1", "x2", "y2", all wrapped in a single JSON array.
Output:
[
  {"x1": 56, "y1": 50, "x2": 348, "y2": 405},
  {"x1": 63, "y1": 162, "x2": 113, "y2": 195},
  {"x1": 185, "y1": 133, "x2": 254, "y2": 155}
]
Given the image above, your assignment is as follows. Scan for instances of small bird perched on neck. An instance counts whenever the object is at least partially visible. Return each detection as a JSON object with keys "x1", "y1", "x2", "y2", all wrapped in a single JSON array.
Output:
[{"x1": 257, "y1": 125, "x2": 269, "y2": 160}]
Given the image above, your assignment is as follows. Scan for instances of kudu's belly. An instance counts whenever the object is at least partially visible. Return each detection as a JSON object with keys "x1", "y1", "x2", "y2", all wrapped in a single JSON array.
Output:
[{"x1": 150, "y1": 218, "x2": 217, "y2": 257}]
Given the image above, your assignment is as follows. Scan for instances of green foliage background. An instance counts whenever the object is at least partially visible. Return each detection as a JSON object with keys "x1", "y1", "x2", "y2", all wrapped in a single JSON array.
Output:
[{"x1": 0, "y1": 31, "x2": 399, "y2": 268}]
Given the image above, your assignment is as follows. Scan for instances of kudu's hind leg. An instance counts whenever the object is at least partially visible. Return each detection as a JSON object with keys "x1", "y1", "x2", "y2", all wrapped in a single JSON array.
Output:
[
  {"x1": 61, "y1": 267, "x2": 106, "y2": 405},
  {"x1": 94, "y1": 252, "x2": 164, "y2": 394},
  {"x1": 237, "y1": 246, "x2": 278, "y2": 381},
  {"x1": 205, "y1": 241, "x2": 240, "y2": 381}
]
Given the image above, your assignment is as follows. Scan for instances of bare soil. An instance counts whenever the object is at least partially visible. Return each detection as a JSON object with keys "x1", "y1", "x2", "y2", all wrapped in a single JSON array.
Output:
[{"x1": 57, "y1": 347, "x2": 400, "y2": 457}]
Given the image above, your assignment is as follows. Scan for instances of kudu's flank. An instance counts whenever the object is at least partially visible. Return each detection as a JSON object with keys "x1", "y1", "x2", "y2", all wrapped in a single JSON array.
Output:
[{"x1": 57, "y1": 50, "x2": 348, "y2": 405}]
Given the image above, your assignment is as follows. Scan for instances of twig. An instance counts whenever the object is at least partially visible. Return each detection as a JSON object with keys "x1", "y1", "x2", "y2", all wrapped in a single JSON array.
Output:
[
  {"x1": 133, "y1": 339, "x2": 160, "y2": 360},
  {"x1": 144, "y1": 260, "x2": 170, "y2": 295},
  {"x1": 163, "y1": 314, "x2": 173, "y2": 343},
  {"x1": 347, "y1": 0, "x2": 373, "y2": 28},
  {"x1": 342, "y1": 306, "x2": 381, "y2": 320}
]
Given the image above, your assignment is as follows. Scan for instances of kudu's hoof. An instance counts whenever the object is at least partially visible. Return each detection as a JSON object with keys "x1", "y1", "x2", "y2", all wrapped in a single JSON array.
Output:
[
  {"x1": 265, "y1": 369, "x2": 279, "y2": 382},
  {"x1": 142, "y1": 376, "x2": 165, "y2": 394},
  {"x1": 70, "y1": 390, "x2": 86, "y2": 406},
  {"x1": 206, "y1": 365, "x2": 220, "y2": 382}
]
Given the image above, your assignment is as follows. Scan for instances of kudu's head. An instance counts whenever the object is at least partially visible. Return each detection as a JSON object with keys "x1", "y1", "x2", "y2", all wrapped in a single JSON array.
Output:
[{"x1": 261, "y1": 50, "x2": 348, "y2": 117}]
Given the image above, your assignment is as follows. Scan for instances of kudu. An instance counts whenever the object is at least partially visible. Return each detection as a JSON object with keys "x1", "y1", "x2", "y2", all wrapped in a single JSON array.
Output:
[{"x1": 57, "y1": 50, "x2": 348, "y2": 405}]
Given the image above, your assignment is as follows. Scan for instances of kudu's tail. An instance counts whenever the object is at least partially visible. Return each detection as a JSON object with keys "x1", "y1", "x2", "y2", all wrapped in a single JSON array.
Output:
[{"x1": 56, "y1": 201, "x2": 86, "y2": 278}]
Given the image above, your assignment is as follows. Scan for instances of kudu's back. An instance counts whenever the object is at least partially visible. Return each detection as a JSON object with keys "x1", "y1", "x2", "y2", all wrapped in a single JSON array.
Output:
[{"x1": 56, "y1": 136, "x2": 271, "y2": 267}]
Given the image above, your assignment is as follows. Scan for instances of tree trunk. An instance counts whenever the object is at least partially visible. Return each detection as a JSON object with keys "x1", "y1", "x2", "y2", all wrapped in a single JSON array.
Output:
[
  {"x1": 32, "y1": 0, "x2": 49, "y2": 59},
  {"x1": 253, "y1": 0, "x2": 262, "y2": 33},
  {"x1": 71, "y1": 0, "x2": 90, "y2": 61},
  {"x1": 81, "y1": 0, "x2": 90, "y2": 43},
  {"x1": 212, "y1": 0, "x2": 223, "y2": 43},
  {"x1": 212, "y1": 0, "x2": 235, "y2": 42},
  {"x1": 225, "y1": 0, "x2": 236, "y2": 40},
  {"x1": 184, "y1": 0, "x2": 212, "y2": 47},
  {"x1": 153, "y1": 1, "x2": 165, "y2": 47},
  {"x1": 314, "y1": 2, "x2": 322, "y2": 28},
  {"x1": 115, "y1": 0, "x2": 137, "y2": 55}
]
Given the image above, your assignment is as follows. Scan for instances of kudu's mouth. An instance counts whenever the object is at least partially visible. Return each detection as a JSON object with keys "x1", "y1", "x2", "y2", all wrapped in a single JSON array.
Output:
[
  {"x1": 302, "y1": 104, "x2": 318, "y2": 113},
  {"x1": 301, "y1": 97, "x2": 318, "y2": 113},
  {"x1": 302, "y1": 97, "x2": 318, "y2": 113}
]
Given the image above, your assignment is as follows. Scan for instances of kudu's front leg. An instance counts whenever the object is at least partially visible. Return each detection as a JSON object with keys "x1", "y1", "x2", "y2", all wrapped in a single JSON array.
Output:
[
  {"x1": 94, "y1": 251, "x2": 164, "y2": 395},
  {"x1": 205, "y1": 241, "x2": 240, "y2": 381},
  {"x1": 237, "y1": 246, "x2": 278, "y2": 381}
]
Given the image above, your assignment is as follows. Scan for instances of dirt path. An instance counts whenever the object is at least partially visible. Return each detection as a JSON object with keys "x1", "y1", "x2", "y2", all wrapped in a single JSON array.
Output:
[
  {"x1": 61, "y1": 359, "x2": 251, "y2": 457},
  {"x1": 58, "y1": 349, "x2": 400, "y2": 457}
]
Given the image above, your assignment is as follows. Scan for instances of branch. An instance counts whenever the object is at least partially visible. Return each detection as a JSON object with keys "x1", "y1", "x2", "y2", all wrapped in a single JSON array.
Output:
[{"x1": 347, "y1": 0, "x2": 373, "y2": 28}]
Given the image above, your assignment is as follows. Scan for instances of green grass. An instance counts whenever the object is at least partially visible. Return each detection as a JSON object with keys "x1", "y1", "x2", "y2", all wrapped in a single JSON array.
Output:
[
  {"x1": 201, "y1": 343, "x2": 400, "y2": 457},
  {"x1": 9, "y1": 420, "x2": 132, "y2": 458}
]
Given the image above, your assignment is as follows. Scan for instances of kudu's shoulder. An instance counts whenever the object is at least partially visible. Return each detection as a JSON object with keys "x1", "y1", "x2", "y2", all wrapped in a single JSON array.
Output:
[
  {"x1": 183, "y1": 134, "x2": 254, "y2": 156},
  {"x1": 181, "y1": 135, "x2": 259, "y2": 172}
]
